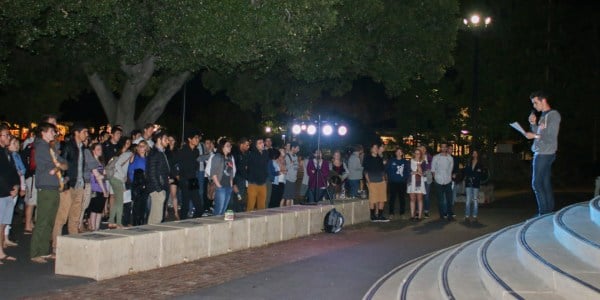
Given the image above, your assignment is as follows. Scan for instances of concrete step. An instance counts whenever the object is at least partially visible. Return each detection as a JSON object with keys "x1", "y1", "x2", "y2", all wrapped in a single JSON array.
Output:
[
  {"x1": 590, "y1": 196, "x2": 600, "y2": 226},
  {"x1": 478, "y1": 224, "x2": 563, "y2": 300},
  {"x1": 517, "y1": 214, "x2": 600, "y2": 299},
  {"x1": 364, "y1": 253, "x2": 436, "y2": 300},
  {"x1": 400, "y1": 244, "x2": 460, "y2": 300},
  {"x1": 439, "y1": 235, "x2": 492, "y2": 300},
  {"x1": 553, "y1": 204, "x2": 600, "y2": 269}
]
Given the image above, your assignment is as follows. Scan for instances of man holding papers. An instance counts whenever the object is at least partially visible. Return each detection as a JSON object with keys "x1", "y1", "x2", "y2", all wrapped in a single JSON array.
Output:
[{"x1": 524, "y1": 91, "x2": 561, "y2": 216}]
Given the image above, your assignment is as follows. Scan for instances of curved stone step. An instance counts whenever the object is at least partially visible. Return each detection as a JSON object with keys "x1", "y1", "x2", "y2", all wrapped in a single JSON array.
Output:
[
  {"x1": 517, "y1": 214, "x2": 600, "y2": 299},
  {"x1": 554, "y1": 204, "x2": 600, "y2": 269},
  {"x1": 439, "y1": 235, "x2": 492, "y2": 300},
  {"x1": 590, "y1": 196, "x2": 600, "y2": 226},
  {"x1": 364, "y1": 253, "x2": 436, "y2": 300},
  {"x1": 478, "y1": 224, "x2": 563, "y2": 300},
  {"x1": 398, "y1": 244, "x2": 463, "y2": 300}
]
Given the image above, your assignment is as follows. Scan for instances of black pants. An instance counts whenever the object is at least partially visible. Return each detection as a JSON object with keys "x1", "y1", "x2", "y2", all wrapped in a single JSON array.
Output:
[
  {"x1": 269, "y1": 183, "x2": 285, "y2": 208},
  {"x1": 180, "y1": 179, "x2": 203, "y2": 219},
  {"x1": 388, "y1": 181, "x2": 407, "y2": 215},
  {"x1": 122, "y1": 202, "x2": 132, "y2": 226},
  {"x1": 132, "y1": 193, "x2": 148, "y2": 226}
]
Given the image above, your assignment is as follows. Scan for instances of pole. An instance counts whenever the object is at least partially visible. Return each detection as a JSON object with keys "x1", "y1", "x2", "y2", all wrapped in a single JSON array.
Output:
[
  {"x1": 181, "y1": 83, "x2": 187, "y2": 145},
  {"x1": 471, "y1": 33, "x2": 480, "y2": 144}
]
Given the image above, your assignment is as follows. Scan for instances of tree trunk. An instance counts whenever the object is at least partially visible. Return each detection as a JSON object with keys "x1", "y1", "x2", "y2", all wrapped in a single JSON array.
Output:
[
  {"x1": 87, "y1": 56, "x2": 190, "y2": 134},
  {"x1": 135, "y1": 71, "x2": 192, "y2": 129}
]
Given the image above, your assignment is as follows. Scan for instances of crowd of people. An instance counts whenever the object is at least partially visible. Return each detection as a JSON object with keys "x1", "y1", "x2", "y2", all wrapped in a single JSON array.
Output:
[{"x1": 0, "y1": 114, "x2": 489, "y2": 265}]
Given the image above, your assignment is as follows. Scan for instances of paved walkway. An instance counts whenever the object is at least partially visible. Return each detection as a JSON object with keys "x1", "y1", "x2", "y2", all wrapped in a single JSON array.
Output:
[{"x1": 0, "y1": 189, "x2": 593, "y2": 299}]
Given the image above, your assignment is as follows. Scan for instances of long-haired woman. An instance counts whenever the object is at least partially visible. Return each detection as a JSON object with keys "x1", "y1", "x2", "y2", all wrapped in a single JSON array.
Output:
[
  {"x1": 107, "y1": 137, "x2": 132, "y2": 228},
  {"x1": 128, "y1": 140, "x2": 149, "y2": 225},
  {"x1": 210, "y1": 138, "x2": 235, "y2": 216},
  {"x1": 88, "y1": 143, "x2": 109, "y2": 231},
  {"x1": 407, "y1": 148, "x2": 427, "y2": 221}
]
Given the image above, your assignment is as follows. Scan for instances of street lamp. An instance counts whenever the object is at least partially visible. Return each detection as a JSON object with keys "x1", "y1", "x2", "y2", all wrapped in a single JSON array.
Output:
[
  {"x1": 463, "y1": 13, "x2": 492, "y2": 144},
  {"x1": 290, "y1": 116, "x2": 349, "y2": 204}
]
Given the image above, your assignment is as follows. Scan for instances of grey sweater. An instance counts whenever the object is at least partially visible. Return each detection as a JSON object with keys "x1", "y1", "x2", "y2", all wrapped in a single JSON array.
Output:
[
  {"x1": 34, "y1": 139, "x2": 66, "y2": 190},
  {"x1": 347, "y1": 152, "x2": 364, "y2": 180},
  {"x1": 531, "y1": 110, "x2": 561, "y2": 155}
]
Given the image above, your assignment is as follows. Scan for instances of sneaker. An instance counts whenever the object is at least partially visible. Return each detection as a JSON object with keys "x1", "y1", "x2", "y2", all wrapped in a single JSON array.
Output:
[
  {"x1": 371, "y1": 215, "x2": 378, "y2": 222},
  {"x1": 464, "y1": 216, "x2": 470, "y2": 223},
  {"x1": 471, "y1": 217, "x2": 478, "y2": 223},
  {"x1": 423, "y1": 212, "x2": 430, "y2": 218},
  {"x1": 378, "y1": 215, "x2": 390, "y2": 223}
]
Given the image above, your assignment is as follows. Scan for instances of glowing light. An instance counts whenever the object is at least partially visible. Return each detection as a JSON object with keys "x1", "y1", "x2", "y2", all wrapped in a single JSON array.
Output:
[
  {"x1": 337, "y1": 126, "x2": 348, "y2": 136},
  {"x1": 265, "y1": 126, "x2": 272, "y2": 133},
  {"x1": 306, "y1": 124, "x2": 317, "y2": 135},
  {"x1": 322, "y1": 125, "x2": 333, "y2": 136},
  {"x1": 292, "y1": 124, "x2": 302, "y2": 135},
  {"x1": 470, "y1": 15, "x2": 480, "y2": 25},
  {"x1": 485, "y1": 17, "x2": 492, "y2": 25},
  {"x1": 301, "y1": 124, "x2": 307, "y2": 131}
]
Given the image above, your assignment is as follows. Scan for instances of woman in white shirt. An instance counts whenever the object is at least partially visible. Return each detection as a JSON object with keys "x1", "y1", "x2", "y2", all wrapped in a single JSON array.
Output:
[{"x1": 407, "y1": 148, "x2": 427, "y2": 221}]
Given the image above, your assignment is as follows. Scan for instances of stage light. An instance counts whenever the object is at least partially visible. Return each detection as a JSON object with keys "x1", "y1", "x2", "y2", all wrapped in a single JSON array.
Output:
[
  {"x1": 292, "y1": 124, "x2": 302, "y2": 135},
  {"x1": 337, "y1": 126, "x2": 348, "y2": 136},
  {"x1": 322, "y1": 124, "x2": 333, "y2": 136},
  {"x1": 265, "y1": 126, "x2": 272, "y2": 133},
  {"x1": 301, "y1": 124, "x2": 307, "y2": 131},
  {"x1": 307, "y1": 124, "x2": 317, "y2": 135}
]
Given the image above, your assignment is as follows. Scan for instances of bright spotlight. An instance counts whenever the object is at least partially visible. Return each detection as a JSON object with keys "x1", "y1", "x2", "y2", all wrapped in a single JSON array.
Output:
[
  {"x1": 265, "y1": 126, "x2": 272, "y2": 133},
  {"x1": 322, "y1": 125, "x2": 333, "y2": 136},
  {"x1": 337, "y1": 126, "x2": 348, "y2": 136},
  {"x1": 301, "y1": 124, "x2": 307, "y2": 131},
  {"x1": 292, "y1": 124, "x2": 301, "y2": 135},
  {"x1": 307, "y1": 124, "x2": 317, "y2": 135},
  {"x1": 470, "y1": 15, "x2": 480, "y2": 25},
  {"x1": 485, "y1": 17, "x2": 492, "y2": 25}
]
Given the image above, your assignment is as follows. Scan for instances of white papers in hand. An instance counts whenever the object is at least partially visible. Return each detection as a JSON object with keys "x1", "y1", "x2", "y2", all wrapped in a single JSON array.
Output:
[{"x1": 509, "y1": 122, "x2": 527, "y2": 136}]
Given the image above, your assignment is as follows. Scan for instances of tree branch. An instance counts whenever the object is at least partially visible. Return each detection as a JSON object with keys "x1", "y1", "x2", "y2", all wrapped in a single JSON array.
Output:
[
  {"x1": 87, "y1": 72, "x2": 117, "y2": 123},
  {"x1": 136, "y1": 71, "x2": 192, "y2": 128},
  {"x1": 120, "y1": 56, "x2": 156, "y2": 100}
]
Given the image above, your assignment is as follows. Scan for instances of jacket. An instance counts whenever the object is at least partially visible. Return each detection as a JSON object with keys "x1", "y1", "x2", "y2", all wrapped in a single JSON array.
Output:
[
  {"x1": 145, "y1": 147, "x2": 170, "y2": 193},
  {"x1": 0, "y1": 147, "x2": 20, "y2": 197}
]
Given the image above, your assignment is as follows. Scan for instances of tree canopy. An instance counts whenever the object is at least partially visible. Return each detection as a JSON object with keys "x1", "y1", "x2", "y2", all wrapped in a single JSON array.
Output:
[{"x1": 0, "y1": 0, "x2": 459, "y2": 132}]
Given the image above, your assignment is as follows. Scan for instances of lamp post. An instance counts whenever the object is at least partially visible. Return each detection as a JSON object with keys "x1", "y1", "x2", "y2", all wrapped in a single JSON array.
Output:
[
  {"x1": 463, "y1": 14, "x2": 491, "y2": 144},
  {"x1": 291, "y1": 116, "x2": 348, "y2": 204}
]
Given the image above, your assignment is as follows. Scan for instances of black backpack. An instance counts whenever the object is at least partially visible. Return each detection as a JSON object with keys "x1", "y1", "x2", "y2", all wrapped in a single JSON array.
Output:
[{"x1": 323, "y1": 208, "x2": 344, "y2": 233}]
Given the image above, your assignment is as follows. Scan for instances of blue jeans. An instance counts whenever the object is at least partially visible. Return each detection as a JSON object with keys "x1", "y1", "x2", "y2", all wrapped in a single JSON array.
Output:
[
  {"x1": 532, "y1": 153, "x2": 556, "y2": 215},
  {"x1": 423, "y1": 182, "x2": 432, "y2": 211},
  {"x1": 348, "y1": 180, "x2": 360, "y2": 198},
  {"x1": 436, "y1": 183, "x2": 453, "y2": 218},
  {"x1": 214, "y1": 186, "x2": 232, "y2": 216},
  {"x1": 308, "y1": 188, "x2": 326, "y2": 203},
  {"x1": 465, "y1": 187, "x2": 479, "y2": 217}
]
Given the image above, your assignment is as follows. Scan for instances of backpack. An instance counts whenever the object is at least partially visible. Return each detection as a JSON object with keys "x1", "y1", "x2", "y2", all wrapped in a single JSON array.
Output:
[
  {"x1": 21, "y1": 143, "x2": 36, "y2": 178},
  {"x1": 323, "y1": 208, "x2": 344, "y2": 233},
  {"x1": 104, "y1": 156, "x2": 118, "y2": 180}
]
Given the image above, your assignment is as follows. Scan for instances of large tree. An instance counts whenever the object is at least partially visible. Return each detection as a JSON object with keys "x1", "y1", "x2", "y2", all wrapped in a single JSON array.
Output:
[
  {"x1": 1, "y1": 0, "x2": 340, "y2": 131},
  {"x1": 202, "y1": 0, "x2": 459, "y2": 119}
]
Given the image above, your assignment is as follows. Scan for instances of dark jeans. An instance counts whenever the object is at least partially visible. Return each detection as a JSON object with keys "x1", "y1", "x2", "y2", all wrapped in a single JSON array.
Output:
[
  {"x1": 423, "y1": 182, "x2": 432, "y2": 212},
  {"x1": 532, "y1": 153, "x2": 556, "y2": 215},
  {"x1": 308, "y1": 188, "x2": 326, "y2": 203},
  {"x1": 269, "y1": 182, "x2": 285, "y2": 208},
  {"x1": 348, "y1": 179, "x2": 360, "y2": 198},
  {"x1": 231, "y1": 179, "x2": 247, "y2": 212},
  {"x1": 132, "y1": 193, "x2": 147, "y2": 226},
  {"x1": 388, "y1": 181, "x2": 407, "y2": 215},
  {"x1": 196, "y1": 171, "x2": 206, "y2": 211},
  {"x1": 180, "y1": 179, "x2": 203, "y2": 219},
  {"x1": 435, "y1": 182, "x2": 454, "y2": 218},
  {"x1": 122, "y1": 202, "x2": 132, "y2": 226}
]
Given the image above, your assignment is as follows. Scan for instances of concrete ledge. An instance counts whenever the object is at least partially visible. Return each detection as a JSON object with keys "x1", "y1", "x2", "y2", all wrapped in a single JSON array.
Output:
[
  {"x1": 55, "y1": 198, "x2": 370, "y2": 280},
  {"x1": 55, "y1": 232, "x2": 131, "y2": 280}
]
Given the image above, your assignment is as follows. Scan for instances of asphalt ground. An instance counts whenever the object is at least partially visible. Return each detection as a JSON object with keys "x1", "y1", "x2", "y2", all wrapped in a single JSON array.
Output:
[{"x1": 0, "y1": 188, "x2": 593, "y2": 299}]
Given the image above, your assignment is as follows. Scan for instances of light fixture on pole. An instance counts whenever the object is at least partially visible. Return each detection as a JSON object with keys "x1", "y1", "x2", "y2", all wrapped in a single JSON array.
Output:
[
  {"x1": 463, "y1": 13, "x2": 492, "y2": 144},
  {"x1": 290, "y1": 116, "x2": 349, "y2": 204}
]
